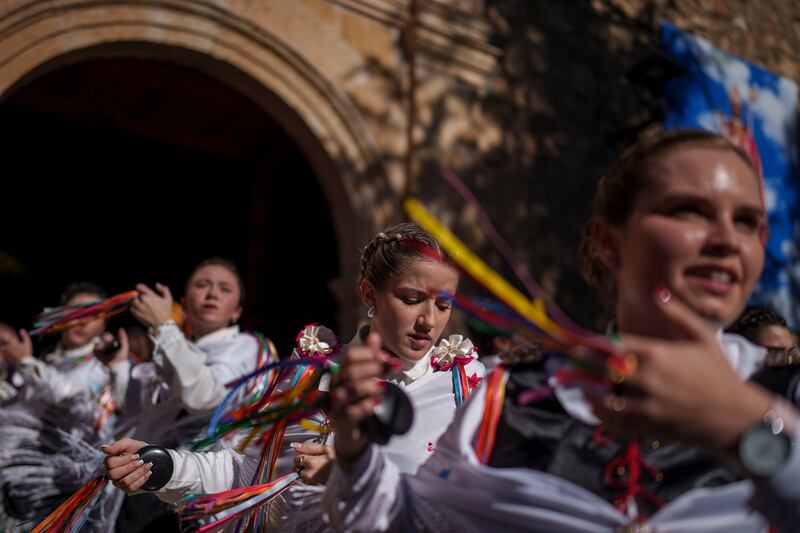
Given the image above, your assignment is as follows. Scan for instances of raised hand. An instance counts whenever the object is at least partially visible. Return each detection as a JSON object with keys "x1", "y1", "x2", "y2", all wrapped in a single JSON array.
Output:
[
  {"x1": 330, "y1": 331, "x2": 386, "y2": 462},
  {"x1": 590, "y1": 288, "x2": 772, "y2": 451},
  {"x1": 130, "y1": 283, "x2": 174, "y2": 328},
  {"x1": 291, "y1": 442, "x2": 336, "y2": 485}
]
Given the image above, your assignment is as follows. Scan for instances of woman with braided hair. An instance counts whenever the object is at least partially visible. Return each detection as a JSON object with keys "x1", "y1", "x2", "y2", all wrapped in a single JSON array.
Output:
[{"x1": 102, "y1": 222, "x2": 485, "y2": 530}]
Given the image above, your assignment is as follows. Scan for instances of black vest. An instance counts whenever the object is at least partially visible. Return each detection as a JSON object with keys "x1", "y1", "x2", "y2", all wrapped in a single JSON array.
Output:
[{"x1": 488, "y1": 361, "x2": 800, "y2": 516}]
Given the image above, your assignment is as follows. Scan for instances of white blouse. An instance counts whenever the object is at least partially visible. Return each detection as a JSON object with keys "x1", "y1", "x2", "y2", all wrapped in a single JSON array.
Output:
[
  {"x1": 124, "y1": 324, "x2": 261, "y2": 443},
  {"x1": 16, "y1": 338, "x2": 129, "y2": 406}
]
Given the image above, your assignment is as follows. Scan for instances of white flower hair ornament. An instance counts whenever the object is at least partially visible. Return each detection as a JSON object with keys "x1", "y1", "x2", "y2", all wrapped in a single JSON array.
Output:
[
  {"x1": 295, "y1": 323, "x2": 339, "y2": 357},
  {"x1": 431, "y1": 334, "x2": 476, "y2": 371}
]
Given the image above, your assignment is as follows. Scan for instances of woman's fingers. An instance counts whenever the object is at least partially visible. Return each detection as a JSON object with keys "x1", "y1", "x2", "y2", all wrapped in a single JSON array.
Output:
[
  {"x1": 650, "y1": 287, "x2": 713, "y2": 342},
  {"x1": 136, "y1": 283, "x2": 156, "y2": 297},
  {"x1": 365, "y1": 331, "x2": 382, "y2": 352},
  {"x1": 331, "y1": 388, "x2": 366, "y2": 419},
  {"x1": 106, "y1": 454, "x2": 144, "y2": 480},
  {"x1": 112, "y1": 462, "x2": 153, "y2": 492},
  {"x1": 336, "y1": 379, "x2": 383, "y2": 407},
  {"x1": 290, "y1": 442, "x2": 330, "y2": 456},
  {"x1": 117, "y1": 328, "x2": 129, "y2": 351},
  {"x1": 101, "y1": 438, "x2": 147, "y2": 457},
  {"x1": 342, "y1": 396, "x2": 381, "y2": 423},
  {"x1": 339, "y1": 379, "x2": 386, "y2": 404},
  {"x1": 340, "y1": 360, "x2": 384, "y2": 382},
  {"x1": 329, "y1": 337, "x2": 387, "y2": 461},
  {"x1": 125, "y1": 467, "x2": 154, "y2": 492},
  {"x1": 18, "y1": 329, "x2": 31, "y2": 354},
  {"x1": 154, "y1": 283, "x2": 173, "y2": 302},
  {"x1": 296, "y1": 454, "x2": 333, "y2": 485},
  {"x1": 345, "y1": 345, "x2": 383, "y2": 364},
  {"x1": 104, "y1": 452, "x2": 140, "y2": 471}
]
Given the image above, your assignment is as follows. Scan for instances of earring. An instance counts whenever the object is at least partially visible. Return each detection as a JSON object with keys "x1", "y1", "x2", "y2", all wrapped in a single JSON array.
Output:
[{"x1": 367, "y1": 306, "x2": 376, "y2": 318}]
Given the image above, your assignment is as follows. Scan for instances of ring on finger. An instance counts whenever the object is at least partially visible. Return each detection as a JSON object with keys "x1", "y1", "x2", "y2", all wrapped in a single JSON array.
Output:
[{"x1": 610, "y1": 395, "x2": 626, "y2": 412}]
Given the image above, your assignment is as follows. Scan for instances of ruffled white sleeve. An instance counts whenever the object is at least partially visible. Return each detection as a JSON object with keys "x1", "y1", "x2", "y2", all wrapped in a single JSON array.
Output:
[
  {"x1": 109, "y1": 359, "x2": 131, "y2": 408},
  {"x1": 323, "y1": 445, "x2": 407, "y2": 532},
  {"x1": 16, "y1": 355, "x2": 79, "y2": 404},
  {"x1": 152, "y1": 325, "x2": 256, "y2": 413}
]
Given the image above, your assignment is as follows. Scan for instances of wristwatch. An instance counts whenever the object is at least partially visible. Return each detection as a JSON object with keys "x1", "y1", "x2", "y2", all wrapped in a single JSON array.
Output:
[{"x1": 738, "y1": 401, "x2": 796, "y2": 477}]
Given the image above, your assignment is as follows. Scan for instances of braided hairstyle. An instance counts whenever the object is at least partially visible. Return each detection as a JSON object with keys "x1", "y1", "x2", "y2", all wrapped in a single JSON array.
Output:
[{"x1": 359, "y1": 222, "x2": 448, "y2": 291}]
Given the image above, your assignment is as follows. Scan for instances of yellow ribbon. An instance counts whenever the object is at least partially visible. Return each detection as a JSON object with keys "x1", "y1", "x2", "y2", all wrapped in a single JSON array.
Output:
[
  {"x1": 297, "y1": 418, "x2": 324, "y2": 434},
  {"x1": 403, "y1": 197, "x2": 567, "y2": 341}
]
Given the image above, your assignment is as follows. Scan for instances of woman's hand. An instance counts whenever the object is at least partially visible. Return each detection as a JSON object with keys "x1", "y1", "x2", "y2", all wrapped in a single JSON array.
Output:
[
  {"x1": 590, "y1": 288, "x2": 772, "y2": 452},
  {"x1": 291, "y1": 442, "x2": 336, "y2": 485},
  {"x1": 94, "y1": 328, "x2": 129, "y2": 369},
  {"x1": 330, "y1": 332, "x2": 386, "y2": 462},
  {"x1": 130, "y1": 283, "x2": 174, "y2": 328},
  {"x1": 0, "y1": 328, "x2": 32, "y2": 368},
  {"x1": 102, "y1": 438, "x2": 153, "y2": 493}
]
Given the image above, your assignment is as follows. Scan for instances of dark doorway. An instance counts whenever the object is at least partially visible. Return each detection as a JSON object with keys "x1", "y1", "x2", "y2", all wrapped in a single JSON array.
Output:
[{"x1": 0, "y1": 57, "x2": 340, "y2": 355}]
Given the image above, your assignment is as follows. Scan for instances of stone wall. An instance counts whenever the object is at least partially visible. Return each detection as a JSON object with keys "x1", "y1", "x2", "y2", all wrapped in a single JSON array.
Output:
[
  {"x1": 0, "y1": 0, "x2": 797, "y2": 330},
  {"x1": 402, "y1": 0, "x2": 800, "y2": 328}
]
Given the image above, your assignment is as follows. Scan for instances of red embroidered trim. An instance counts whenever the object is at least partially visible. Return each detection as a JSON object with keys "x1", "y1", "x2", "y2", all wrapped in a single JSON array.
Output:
[{"x1": 602, "y1": 439, "x2": 663, "y2": 514}]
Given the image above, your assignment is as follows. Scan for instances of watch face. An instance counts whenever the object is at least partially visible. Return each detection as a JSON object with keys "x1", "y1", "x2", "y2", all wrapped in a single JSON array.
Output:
[{"x1": 740, "y1": 425, "x2": 792, "y2": 477}]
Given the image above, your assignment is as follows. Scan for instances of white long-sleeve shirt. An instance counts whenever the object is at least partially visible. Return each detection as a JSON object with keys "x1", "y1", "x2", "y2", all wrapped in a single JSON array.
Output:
[
  {"x1": 125, "y1": 324, "x2": 261, "y2": 443},
  {"x1": 15, "y1": 338, "x2": 130, "y2": 406}
]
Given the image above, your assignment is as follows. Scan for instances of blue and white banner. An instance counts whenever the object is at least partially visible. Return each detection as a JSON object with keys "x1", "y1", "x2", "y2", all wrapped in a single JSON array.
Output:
[{"x1": 660, "y1": 21, "x2": 800, "y2": 328}]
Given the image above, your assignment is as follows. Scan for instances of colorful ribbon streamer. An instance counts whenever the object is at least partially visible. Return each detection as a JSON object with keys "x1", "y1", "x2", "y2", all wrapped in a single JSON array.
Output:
[
  {"x1": 403, "y1": 196, "x2": 635, "y2": 385},
  {"x1": 30, "y1": 291, "x2": 139, "y2": 336},
  {"x1": 474, "y1": 367, "x2": 507, "y2": 465},
  {"x1": 176, "y1": 472, "x2": 300, "y2": 532},
  {"x1": 31, "y1": 476, "x2": 107, "y2": 533}
]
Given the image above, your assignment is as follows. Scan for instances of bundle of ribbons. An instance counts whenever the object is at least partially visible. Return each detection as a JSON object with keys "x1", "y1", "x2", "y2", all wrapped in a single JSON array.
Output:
[
  {"x1": 30, "y1": 477, "x2": 107, "y2": 533},
  {"x1": 177, "y1": 338, "x2": 340, "y2": 532},
  {"x1": 30, "y1": 291, "x2": 140, "y2": 336}
]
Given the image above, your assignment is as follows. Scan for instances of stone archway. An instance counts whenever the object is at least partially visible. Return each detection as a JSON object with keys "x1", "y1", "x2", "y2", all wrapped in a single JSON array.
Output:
[{"x1": 0, "y1": 0, "x2": 397, "y2": 332}]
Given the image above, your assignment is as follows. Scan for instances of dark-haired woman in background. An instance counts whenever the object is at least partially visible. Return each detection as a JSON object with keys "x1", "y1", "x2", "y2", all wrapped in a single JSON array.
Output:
[{"x1": 729, "y1": 307, "x2": 800, "y2": 407}]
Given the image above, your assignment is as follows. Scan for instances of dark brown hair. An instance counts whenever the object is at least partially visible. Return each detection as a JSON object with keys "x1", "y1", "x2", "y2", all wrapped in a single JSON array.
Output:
[
  {"x1": 580, "y1": 128, "x2": 758, "y2": 291},
  {"x1": 60, "y1": 282, "x2": 107, "y2": 305},
  {"x1": 727, "y1": 306, "x2": 789, "y2": 343}
]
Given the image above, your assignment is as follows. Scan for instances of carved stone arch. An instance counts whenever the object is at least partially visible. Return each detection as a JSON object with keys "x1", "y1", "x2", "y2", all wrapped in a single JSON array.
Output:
[{"x1": 0, "y1": 0, "x2": 398, "y2": 331}]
